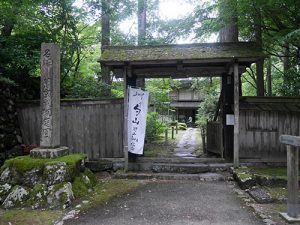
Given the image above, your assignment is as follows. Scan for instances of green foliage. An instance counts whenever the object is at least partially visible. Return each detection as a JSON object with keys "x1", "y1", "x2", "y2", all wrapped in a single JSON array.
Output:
[
  {"x1": 193, "y1": 78, "x2": 220, "y2": 129},
  {"x1": 64, "y1": 76, "x2": 102, "y2": 98},
  {"x1": 146, "y1": 112, "x2": 166, "y2": 142},
  {"x1": 146, "y1": 78, "x2": 180, "y2": 115}
]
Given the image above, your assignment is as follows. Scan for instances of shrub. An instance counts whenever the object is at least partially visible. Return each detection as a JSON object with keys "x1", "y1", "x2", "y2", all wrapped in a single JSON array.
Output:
[{"x1": 146, "y1": 112, "x2": 166, "y2": 142}]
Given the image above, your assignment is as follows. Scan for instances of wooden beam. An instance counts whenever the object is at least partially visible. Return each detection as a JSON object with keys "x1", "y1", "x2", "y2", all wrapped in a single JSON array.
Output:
[
  {"x1": 233, "y1": 62, "x2": 239, "y2": 168},
  {"x1": 256, "y1": 58, "x2": 265, "y2": 96}
]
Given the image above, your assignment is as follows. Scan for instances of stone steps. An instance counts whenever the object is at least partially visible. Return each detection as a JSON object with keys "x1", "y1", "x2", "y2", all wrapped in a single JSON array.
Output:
[
  {"x1": 114, "y1": 172, "x2": 229, "y2": 182},
  {"x1": 128, "y1": 162, "x2": 232, "y2": 173}
]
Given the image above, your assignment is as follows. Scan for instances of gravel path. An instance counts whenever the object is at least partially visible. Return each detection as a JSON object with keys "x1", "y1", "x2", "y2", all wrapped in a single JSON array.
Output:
[{"x1": 65, "y1": 180, "x2": 263, "y2": 225}]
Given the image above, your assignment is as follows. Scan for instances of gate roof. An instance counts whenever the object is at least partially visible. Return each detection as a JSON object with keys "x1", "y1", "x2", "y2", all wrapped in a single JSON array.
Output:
[{"x1": 100, "y1": 42, "x2": 264, "y2": 78}]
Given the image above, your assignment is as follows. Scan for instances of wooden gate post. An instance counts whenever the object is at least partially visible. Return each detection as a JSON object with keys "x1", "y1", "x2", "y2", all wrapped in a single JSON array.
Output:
[
  {"x1": 280, "y1": 135, "x2": 300, "y2": 223},
  {"x1": 233, "y1": 62, "x2": 239, "y2": 168}
]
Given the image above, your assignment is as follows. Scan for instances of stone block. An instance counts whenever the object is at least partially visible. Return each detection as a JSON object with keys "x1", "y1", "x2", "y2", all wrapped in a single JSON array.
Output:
[
  {"x1": 23, "y1": 168, "x2": 43, "y2": 187},
  {"x1": 0, "y1": 183, "x2": 12, "y2": 203},
  {"x1": 44, "y1": 162, "x2": 69, "y2": 186},
  {"x1": 2, "y1": 185, "x2": 29, "y2": 208},
  {"x1": 247, "y1": 187, "x2": 274, "y2": 203},
  {"x1": 30, "y1": 146, "x2": 69, "y2": 159},
  {"x1": 47, "y1": 182, "x2": 74, "y2": 209}
]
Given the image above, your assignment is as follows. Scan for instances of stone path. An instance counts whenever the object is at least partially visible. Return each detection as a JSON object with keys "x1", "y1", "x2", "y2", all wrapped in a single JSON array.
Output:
[
  {"x1": 174, "y1": 128, "x2": 200, "y2": 158},
  {"x1": 65, "y1": 180, "x2": 263, "y2": 225}
]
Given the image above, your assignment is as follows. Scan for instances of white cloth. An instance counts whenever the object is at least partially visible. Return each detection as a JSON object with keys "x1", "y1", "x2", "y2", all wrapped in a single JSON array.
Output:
[{"x1": 127, "y1": 87, "x2": 149, "y2": 155}]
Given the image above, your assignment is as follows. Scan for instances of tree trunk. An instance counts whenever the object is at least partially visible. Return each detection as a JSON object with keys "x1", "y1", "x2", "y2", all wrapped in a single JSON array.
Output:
[
  {"x1": 266, "y1": 57, "x2": 272, "y2": 96},
  {"x1": 254, "y1": 9, "x2": 264, "y2": 96},
  {"x1": 101, "y1": 0, "x2": 111, "y2": 96},
  {"x1": 136, "y1": 0, "x2": 147, "y2": 89},
  {"x1": 218, "y1": 0, "x2": 238, "y2": 42}
]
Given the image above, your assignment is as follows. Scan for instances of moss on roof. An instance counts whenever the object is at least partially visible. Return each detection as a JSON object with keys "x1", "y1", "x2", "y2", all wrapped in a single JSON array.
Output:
[{"x1": 100, "y1": 42, "x2": 264, "y2": 63}]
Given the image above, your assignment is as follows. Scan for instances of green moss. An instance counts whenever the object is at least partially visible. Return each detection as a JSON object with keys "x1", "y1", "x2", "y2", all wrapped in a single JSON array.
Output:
[
  {"x1": 72, "y1": 176, "x2": 89, "y2": 198},
  {"x1": 0, "y1": 209, "x2": 62, "y2": 225},
  {"x1": 143, "y1": 147, "x2": 160, "y2": 157},
  {"x1": 0, "y1": 154, "x2": 86, "y2": 173},
  {"x1": 83, "y1": 168, "x2": 97, "y2": 186},
  {"x1": 237, "y1": 173, "x2": 253, "y2": 182},
  {"x1": 26, "y1": 184, "x2": 47, "y2": 207}
]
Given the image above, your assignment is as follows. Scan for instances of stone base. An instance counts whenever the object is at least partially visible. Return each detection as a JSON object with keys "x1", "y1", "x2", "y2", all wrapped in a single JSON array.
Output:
[
  {"x1": 30, "y1": 146, "x2": 69, "y2": 159},
  {"x1": 280, "y1": 212, "x2": 300, "y2": 223}
]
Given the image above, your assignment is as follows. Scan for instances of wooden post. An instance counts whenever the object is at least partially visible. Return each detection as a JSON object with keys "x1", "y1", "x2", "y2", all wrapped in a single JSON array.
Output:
[
  {"x1": 233, "y1": 62, "x2": 239, "y2": 168},
  {"x1": 172, "y1": 127, "x2": 175, "y2": 139},
  {"x1": 165, "y1": 129, "x2": 168, "y2": 144},
  {"x1": 123, "y1": 68, "x2": 129, "y2": 171},
  {"x1": 256, "y1": 58, "x2": 265, "y2": 96},
  {"x1": 279, "y1": 135, "x2": 300, "y2": 222},
  {"x1": 176, "y1": 123, "x2": 178, "y2": 134},
  {"x1": 287, "y1": 145, "x2": 299, "y2": 218}
]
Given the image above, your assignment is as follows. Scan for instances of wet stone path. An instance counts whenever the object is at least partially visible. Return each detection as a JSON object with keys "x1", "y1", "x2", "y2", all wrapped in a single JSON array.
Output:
[
  {"x1": 65, "y1": 180, "x2": 263, "y2": 225},
  {"x1": 174, "y1": 128, "x2": 200, "y2": 158}
]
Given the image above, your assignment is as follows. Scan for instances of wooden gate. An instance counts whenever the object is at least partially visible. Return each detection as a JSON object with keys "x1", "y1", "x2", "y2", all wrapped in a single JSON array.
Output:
[{"x1": 207, "y1": 121, "x2": 223, "y2": 157}]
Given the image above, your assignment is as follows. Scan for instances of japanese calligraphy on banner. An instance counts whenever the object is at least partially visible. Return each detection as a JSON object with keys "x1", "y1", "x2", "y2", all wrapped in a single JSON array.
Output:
[{"x1": 128, "y1": 86, "x2": 149, "y2": 155}]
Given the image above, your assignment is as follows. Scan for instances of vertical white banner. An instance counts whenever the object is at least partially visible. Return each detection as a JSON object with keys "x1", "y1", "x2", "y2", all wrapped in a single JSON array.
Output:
[{"x1": 127, "y1": 87, "x2": 149, "y2": 155}]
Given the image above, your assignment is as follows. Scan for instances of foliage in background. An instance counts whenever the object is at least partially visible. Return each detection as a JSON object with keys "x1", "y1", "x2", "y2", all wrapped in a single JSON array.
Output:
[
  {"x1": 145, "y1": 112, "x2": 166, "y2": 142},
  {"x1": 192, "y1": 78, "x2": 220, "y2": 129},
  {"x1": 146, "y1": 78, "x2": 180, "y2": 116}
]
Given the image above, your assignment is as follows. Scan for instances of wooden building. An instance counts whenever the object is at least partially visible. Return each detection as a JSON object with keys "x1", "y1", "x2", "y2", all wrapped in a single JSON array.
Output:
[{"x1": 169, "y1": 80, "x2": 202, "y2": 124}]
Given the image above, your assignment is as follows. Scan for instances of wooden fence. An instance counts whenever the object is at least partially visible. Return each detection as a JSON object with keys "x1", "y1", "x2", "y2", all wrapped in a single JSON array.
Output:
[
  {"x1": 239, "y1": 97, "x2": 300, "y2": 161},
  {"x1": 17, "y1": 98, "x2": 124, "y2": 160},
  {"x1": 207, "y1": 121, "x2": 223, "y2": 157}
]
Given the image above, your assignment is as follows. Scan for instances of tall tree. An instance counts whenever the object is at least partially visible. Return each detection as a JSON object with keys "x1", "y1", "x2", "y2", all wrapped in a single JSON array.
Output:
[
  {"x1": 136, "y1": 0, "x2": 147, "y2": 88},
  {"x1": 101, "y1": 0, "x2": 112, "y2": 96}
]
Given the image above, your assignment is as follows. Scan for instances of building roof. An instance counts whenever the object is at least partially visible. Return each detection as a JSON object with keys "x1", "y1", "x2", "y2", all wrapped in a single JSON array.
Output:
[
  {"x1": 101, "y1": 42, "x2": 264, "y2": 64},
  {"x1": 100, "y1": 42, "x2": 264, "y2": 79},
  {"x1": 239, "y1": 97, "x2": 300, "y2": 112},
  {"x1": 170, "y1": 101, "x2": 201, "y2": 109}
]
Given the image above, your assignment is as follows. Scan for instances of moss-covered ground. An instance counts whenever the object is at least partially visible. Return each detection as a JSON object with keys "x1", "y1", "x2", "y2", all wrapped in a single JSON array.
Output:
[
  {"x1": 0, "y1": 154, "x2": 86, "y2": 173},
  {"x1": 0, "y1": 178, "x2": 140, "y2": 225},
  {"x1": 144, "y1": 128, "x2": 184, "y2": 158}
]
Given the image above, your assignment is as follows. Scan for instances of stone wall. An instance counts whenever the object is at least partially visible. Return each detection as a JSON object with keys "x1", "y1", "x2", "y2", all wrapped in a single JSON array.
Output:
[{"x1": 0, "y1": 78, "x2": 23, "y2": 165}]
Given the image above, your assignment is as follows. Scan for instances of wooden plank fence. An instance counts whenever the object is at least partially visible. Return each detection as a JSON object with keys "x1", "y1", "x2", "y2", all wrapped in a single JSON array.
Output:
[
  {"x1": 207, "y1": 121, "x2": 223, "y2": 157},
  {"x1": 239, "y1": 97, "x2": 300, "y2": 161},
  {"x1": 17, "y1": 98, "x2": 124, "y2": 160}
]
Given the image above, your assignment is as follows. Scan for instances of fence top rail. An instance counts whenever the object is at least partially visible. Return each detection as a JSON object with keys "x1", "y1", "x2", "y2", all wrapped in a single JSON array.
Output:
[
  {"x1": 280, "y1": 135, "x2": 300, "y2": 147},
  {"x1": 17, "y1": 98, "x2": 124, "y2": 107}
]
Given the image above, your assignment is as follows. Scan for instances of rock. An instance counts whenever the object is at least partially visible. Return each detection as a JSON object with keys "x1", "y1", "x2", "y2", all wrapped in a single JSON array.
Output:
[
  {"x1": 233, "y1": 172, "x2": 256, "y2": 190},
  {"x1": 27, "y1": 184, "x2": 48, "y2": 209},
  {"x1": 263, "y1": 218, "x2": 276, "y2": 225},
  {"x1": 2, "y1": 185, "x2": 29, "y2": 208},
  {"x1": 0, "y1": 183, "x2": 12, "y2": 203},
  {"x1": 62, "y1": 209, "x2": 80, "y2": 221},
  {"x1": 47, "y1": 182, "x2": 74, "y2": 209},
  {"x1": 44, "y1": 162, "x2": 69, "y2": 186},
  {"x1": 23, "y1": 168, "x2": 43, "y2": 187},
  {"x1": 113, "y1": 162, "x2": 124, "y2": 171},
  {"x1": 247, "y1": 187, "x2": 274, "y2": 204},
  {"x1": 0, "y1": 167, "x2": 21, "y2": 185}
]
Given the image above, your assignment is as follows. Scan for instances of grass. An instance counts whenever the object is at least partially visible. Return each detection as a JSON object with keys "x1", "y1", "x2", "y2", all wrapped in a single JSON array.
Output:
[
  {"x1": 266, "y1": 187, "x2": 287, "y2": 199},
  {"x1": 79, "y1": 179, "x2": 140, "y2": 210},
  {"x1": 234, "y1": 167, "x2": 298, "y2": 180},
  {"x1": 0, "y1": 209, "x2": 63, "y2": 225},
  {"x1": 0, "y1": 179, "x2": 140, "y2": 225}
]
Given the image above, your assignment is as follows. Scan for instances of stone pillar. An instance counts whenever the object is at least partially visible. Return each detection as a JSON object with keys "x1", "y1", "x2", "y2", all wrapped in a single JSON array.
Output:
[{"x1": 31, "y1": 43, "x2": 68, "y2": 158}]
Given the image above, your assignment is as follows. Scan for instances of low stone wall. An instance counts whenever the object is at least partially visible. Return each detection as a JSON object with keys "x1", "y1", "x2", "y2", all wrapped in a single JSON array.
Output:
[
  {"x1": 0, "y1": 78, "x2": 23, "y2": 165},
  {"x1": 0, "y1": 154, "x2": 96, "y2": 209}
]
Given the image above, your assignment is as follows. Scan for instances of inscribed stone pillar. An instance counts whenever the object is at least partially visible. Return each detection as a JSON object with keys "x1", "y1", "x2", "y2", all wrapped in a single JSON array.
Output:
[
  {"x1": 31, "y1": 43, "x2": 68, "y2": 158},
  {"x1": 40, "y1": 43, "x2": 60, "y2": 148}
]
